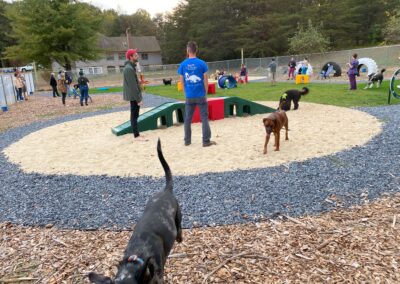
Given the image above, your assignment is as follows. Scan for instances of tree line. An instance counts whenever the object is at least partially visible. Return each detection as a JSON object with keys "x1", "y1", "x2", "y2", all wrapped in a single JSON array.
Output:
[{"x1": 1, "y1": 0, "x2": 399, "y2": 68}]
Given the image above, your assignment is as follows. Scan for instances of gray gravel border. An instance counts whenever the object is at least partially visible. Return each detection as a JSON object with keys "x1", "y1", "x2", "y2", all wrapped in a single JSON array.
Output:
[{"x1": 0, "y1": 94, "x2": 399, "y2": 230}]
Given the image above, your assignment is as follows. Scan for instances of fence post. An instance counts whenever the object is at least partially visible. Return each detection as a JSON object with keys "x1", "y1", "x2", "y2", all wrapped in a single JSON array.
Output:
[
  {"x1": 11, "y1": 74, "x2": 18, "y2": 102},
  {"x1": 0, "y1": 75, "x2": 8, "y2": 108}
]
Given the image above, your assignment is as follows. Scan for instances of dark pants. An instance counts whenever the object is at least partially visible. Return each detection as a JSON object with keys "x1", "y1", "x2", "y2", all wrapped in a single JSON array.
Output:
[
  {"x1": 16, "y1": 88, "x2": 23, "y2": 101},
  {"x1": 61, "y1": 93, "x2": 67, "y2": 105},
  {"x1": 349, "y1": 74, "x2": 357, "y2": 90},
  {"x1": 184, "y1": 97, "x2": 211, "y2": 145},
  {"x1": 288, "y1": 67, "x2": 295, "y2": 79},
  {"x1": 80, "y1": 85, "x2": 89, "y2": 104},
  {"x1": 51, "y1": 86, "x2": 59, "y2": 97},
  {"x1": 130, "y1": 101, "x2": 140, "y2": 138}
]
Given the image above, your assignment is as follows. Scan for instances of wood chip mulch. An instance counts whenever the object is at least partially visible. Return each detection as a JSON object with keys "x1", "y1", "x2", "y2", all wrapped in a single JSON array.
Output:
[
  {"x1": 1, "y1": 95, "x2": 399, "y2": 283},
  {"x1": 0, "y1": 94, "x2": 126, "y2": 133},
  {"x1": 1, "y1": 194, "x2": 399, "y2": 283}
]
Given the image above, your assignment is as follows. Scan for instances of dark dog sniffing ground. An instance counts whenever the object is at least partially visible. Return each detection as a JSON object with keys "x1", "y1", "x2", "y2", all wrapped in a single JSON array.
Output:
[
  {"x1": 89, "y1": 139, "x2": 182, "y2": 284},
  {"x1": 263, "y1": 111, "x2": 289, "y2": 154},
  {"x1": 162, "y1": 78, "x2": 172, "y2": 86},
  {"x1": 279, "y1": 87, "x2": 309, "y2": 111},
  {"x1": 365, "y1": 69, "x2": 386, "y2": 89}
]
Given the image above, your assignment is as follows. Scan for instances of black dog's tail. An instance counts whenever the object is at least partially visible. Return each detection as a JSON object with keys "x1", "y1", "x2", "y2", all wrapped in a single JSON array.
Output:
[
  {"x1": 157, "y1": 139, "x2": 173, "y2": 191},
  {"x1": 300, "y1": 87, "x2": 309, "y2": 95},
  {"x1": 381, "y1": 68, "x2": 386, "y2": 73}
]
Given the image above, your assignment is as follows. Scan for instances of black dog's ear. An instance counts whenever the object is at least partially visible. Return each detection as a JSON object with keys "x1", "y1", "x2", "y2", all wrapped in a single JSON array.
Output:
[{"x1": 88, "y1": 272, "x2": 114, "y2": 284}]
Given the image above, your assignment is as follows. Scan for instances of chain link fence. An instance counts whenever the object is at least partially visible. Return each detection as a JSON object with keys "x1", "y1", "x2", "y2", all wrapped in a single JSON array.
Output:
[{"x1": 2, "y1": 44, "x2": 400, "y2": 108}]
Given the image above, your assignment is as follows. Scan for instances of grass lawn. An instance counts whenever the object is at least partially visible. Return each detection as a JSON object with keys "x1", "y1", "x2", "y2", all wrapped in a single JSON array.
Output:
[{"x1": 91, "y1": 81, "x2": 398, "y2": 108}]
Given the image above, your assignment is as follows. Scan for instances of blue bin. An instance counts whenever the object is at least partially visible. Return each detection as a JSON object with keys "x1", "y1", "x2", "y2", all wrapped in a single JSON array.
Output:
[
  {"x1": 361, "y1": 67, "x2": 367, "y2": 73},
  {"x1": 1, "y1": 106, "x2": 8, "y2": 112}
]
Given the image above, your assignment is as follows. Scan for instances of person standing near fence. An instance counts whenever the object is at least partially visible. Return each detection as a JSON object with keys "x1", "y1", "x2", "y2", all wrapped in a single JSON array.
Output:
[
  {"x1": 65, "y1": 70, "x2": 73, "y2": 97},
  {"x1": 123, "y1": 48, "x2": 147, "y2": 141},
  {"x1": 50, "y1": 73, "x2": 60, "y2": 97},
  {"x1": 239, "y1": 63, "x2": 248, "y2": 84},
  {"x1": 178, "y1": 41, "x2": 216, "y2": 147},
  {"x1": 268, "y1": 58, "x2": 277, "y2": 86},
  {"x1": 287, "y1": 57, "x2": 296, "y2": 80},
  {"x1": 77, "y1": 70, "x2": 90, "y2": 106},
  {"x1": 13, "y1": 71, "x2": 24, "y2": 102},
  {"x1": 19, "y1": 70, "x2": 29, "y2": 101},
  {"x1": 347, "y1": 53, "x2": 359, "y2": 90},
  {"x1": 57, "y1": 71, "x2": 67, "y2": 105}
]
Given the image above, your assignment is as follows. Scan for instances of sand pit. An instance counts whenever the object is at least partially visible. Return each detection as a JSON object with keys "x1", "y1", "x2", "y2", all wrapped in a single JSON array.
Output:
[{"x1": 3, "y1": 102, "x2": 381, "y2": 177}]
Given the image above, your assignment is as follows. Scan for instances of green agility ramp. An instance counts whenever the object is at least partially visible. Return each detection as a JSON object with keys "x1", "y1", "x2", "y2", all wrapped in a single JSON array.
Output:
[
  {"x1": 112, "y1": 97, "x2": 274, "y2": 136},
  {"x1": 222, "y1": 97, "x2": 275, "y2": 117},
  {"x1": 112, "y1": 102, "x2": 185, "y2": 136}
]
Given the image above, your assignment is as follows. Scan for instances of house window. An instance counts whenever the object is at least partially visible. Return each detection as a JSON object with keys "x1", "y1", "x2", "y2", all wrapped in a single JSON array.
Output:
[
  {"x1": 106, "y1": 54, "x2": 115, "y2": 61},
  {"x1": 141, "y1": 53, "x2": 148, "y2": 60},
  {"x1": 88, "y1": 67, "x2": 103, "y2": 75},
  {"x1": 107, "y1": 66, "x2": 116, "y2": 74},
  {"x1": 119, "y1": 53, "x2": 126, "y2": 60}
]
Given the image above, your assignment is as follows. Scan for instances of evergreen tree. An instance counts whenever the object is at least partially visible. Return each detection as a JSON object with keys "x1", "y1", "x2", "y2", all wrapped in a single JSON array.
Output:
[
  {"x1": 384, "y1": 9, "x2": 400, "y2": 44},
  {"x1": 0, "y1": 0, "x2": 13, "y2": 67},
  {"x1": 4, "y1": 0, "x2": 102, "y2": 70},
  {"x1": 108, "y1": 9, "x2": 157, "y2": 37},
  {"x1": 288, "y1": 19, "x2": 330, "y2": 54}
]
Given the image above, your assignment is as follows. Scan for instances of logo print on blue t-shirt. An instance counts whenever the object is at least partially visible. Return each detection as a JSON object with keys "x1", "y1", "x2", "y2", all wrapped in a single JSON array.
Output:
[{"x1": 185, "y1": 72, "x2": 201, "y2": 83}]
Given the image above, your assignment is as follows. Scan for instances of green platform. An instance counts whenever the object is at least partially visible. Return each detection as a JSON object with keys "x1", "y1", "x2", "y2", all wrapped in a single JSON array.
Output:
[
  {"x1": 222, "y1": 97, "x2": 275, "y2": 117},
  {"x1": 112, "y1": 97, "x2": 274, "y2": 136},
  {"x1": 112, "y1": 102, "x2": 185, "y2": 136}
]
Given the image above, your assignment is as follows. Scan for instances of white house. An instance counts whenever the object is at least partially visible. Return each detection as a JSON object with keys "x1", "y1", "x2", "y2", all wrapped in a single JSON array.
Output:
[{"x1": 52, "y1": 34, "x2": 162, "y2": 75}]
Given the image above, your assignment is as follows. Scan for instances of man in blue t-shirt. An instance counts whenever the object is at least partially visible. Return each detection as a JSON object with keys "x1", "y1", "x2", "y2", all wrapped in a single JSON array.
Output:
[{"x1": 178, "y1": 41, "x2": 216, "y2": 147}]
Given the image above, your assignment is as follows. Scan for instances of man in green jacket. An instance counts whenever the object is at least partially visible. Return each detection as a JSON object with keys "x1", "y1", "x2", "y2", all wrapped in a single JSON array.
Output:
[{"x1": 123, "y1": 49, "x2": 147, "y2": 141}]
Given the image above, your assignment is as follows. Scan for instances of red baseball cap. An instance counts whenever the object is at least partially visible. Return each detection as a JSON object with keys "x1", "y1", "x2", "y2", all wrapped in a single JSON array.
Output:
[{"x1": 126, "y1": 49, "x2": 138, "y2": 59}]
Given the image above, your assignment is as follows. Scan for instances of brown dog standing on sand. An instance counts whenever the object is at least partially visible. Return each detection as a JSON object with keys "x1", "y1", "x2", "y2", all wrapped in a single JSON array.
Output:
[{"x1": 263, "y1": 111, "x2": 289, "y2": 154}]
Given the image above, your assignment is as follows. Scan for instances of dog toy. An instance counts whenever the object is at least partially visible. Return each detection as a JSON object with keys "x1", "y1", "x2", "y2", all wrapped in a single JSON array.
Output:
[{"x1": 128, "y1": 255, "x2": 144, "y2": 264}]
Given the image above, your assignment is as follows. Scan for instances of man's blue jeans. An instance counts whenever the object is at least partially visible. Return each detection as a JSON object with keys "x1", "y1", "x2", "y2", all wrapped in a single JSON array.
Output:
[
  {"x1": 184, "y1": 97, "x2": 211, "y2": 145},
  {"x1": 79, "y1": 85, "x2": 89, "y2": 104}
]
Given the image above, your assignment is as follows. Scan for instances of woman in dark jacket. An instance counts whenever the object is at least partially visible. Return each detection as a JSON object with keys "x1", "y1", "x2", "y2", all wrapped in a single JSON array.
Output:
[
  {"x1": 77, "y1": 70, "x2": 90, "y2": 106},
  {"x1": 50, "y1": 73, "x2": 60, "y2": 97}
]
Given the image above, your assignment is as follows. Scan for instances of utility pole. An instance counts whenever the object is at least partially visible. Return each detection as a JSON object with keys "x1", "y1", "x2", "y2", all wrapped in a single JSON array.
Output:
[{"x1": 126, "y1": 27, "x2": 130, "y2": 49}]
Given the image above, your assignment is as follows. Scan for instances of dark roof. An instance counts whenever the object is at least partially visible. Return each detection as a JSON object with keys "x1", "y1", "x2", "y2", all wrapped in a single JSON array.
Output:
[{"x1": 98, "y1": 35, "x2": 161, "y2": 53}]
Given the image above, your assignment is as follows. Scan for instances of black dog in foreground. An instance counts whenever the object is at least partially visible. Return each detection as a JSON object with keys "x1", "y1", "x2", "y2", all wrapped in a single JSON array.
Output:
[
  {"x1": 89, "y1": 139, "x2": 182, "y2": 284},
  {"x1": 279, "y1": 87, "x2": 309, "y2": 111},
  {"x1": 365, "y1": 69, "x2": 386, "y2": 89},
  {"x1": 162, "y1": 78, "x2": 172, "y2": 86}
]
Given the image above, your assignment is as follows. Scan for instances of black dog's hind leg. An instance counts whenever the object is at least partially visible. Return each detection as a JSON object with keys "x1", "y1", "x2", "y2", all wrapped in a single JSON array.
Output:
[
  {"x1": 175, "y1": 204, "x2": 183, "y2": 243},
  {"x1": 293, "y1": 98, "x2": 299, "y2": 110}
]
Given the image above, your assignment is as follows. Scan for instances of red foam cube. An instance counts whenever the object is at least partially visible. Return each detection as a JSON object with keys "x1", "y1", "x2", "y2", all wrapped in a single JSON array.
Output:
[
  {"x1": 192, "y1": 106, "x2": 201, "y2": 123},
  {"x1": 191, "y1": 98, "x2": 225, "y2": 123},
  {"x1": 208, "y1": 98, "x2": 225, "y2": 120},
  {"x1": 207, "y1": 83, "x2": 216, "y2": 94}
]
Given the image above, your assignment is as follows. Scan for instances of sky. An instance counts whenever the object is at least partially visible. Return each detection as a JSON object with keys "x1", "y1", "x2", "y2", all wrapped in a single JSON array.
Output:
[
  {"x1": 5, "y1": 0, "x2": 182, "y2": 16},
  {"x1": 80, "y1": 0, "x2": 182, "y2": 16}
]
